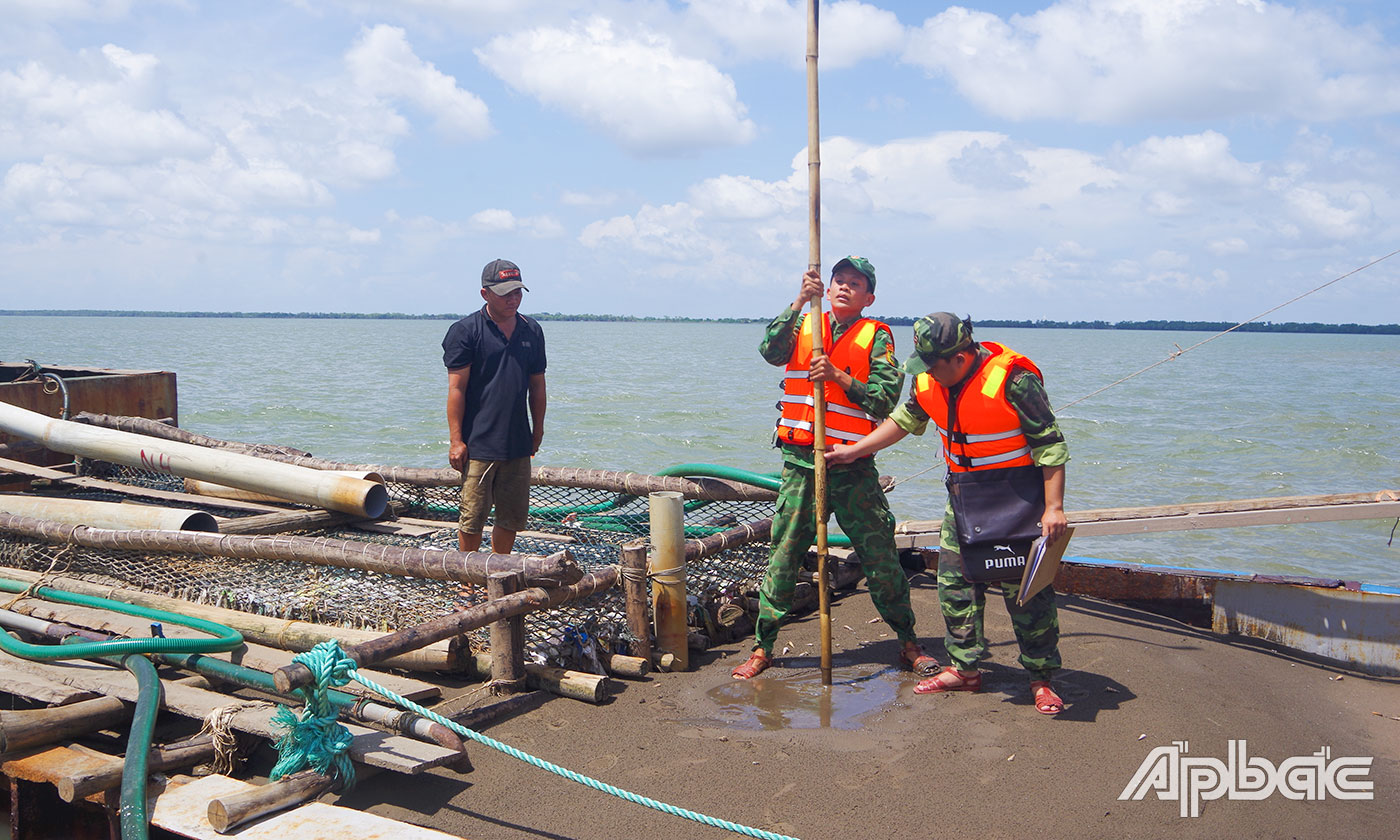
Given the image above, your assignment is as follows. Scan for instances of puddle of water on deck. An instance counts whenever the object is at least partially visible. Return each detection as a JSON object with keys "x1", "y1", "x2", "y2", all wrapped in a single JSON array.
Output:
[{"x1": 699, "y1": 658, "x2": 902, "y2": 730}]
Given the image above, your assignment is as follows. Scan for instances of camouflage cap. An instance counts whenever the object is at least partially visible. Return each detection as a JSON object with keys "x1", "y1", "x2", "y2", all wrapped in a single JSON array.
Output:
[
  {"x1": 903, "y1": 312, "x2": 975, "y2": 375},
  {"x1": 831, "y1": 255, "x2": 876, "y2": 291}
]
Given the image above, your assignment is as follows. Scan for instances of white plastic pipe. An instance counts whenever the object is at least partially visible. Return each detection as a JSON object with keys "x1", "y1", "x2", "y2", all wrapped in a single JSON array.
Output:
[
  {"x1": 648, "y1": 490, "x2": 688, "y2": 672},
  {"x1": 0, "y1": 494, "x2": 218, "y2": 532},
  {"x1": 184, "y1": 471, "x2": 384, "y2": 505},
  {"x1": 0, "y1": 402, "x2": 387, "y2": 518}
]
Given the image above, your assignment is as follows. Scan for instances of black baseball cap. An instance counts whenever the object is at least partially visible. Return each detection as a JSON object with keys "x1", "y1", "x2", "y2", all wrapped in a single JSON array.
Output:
[{"x1": 481, "y1": 259, "x2": 528, "y2": 294}]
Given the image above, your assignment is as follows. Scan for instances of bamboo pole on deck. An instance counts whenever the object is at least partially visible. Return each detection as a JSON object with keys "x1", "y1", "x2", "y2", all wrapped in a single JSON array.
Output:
[
  {"x1": 806, "y1": 0, "x2": 833, "y2": 686},
  {"x1": 648, "y1": 491, "x2": 688, "y2": 672}
]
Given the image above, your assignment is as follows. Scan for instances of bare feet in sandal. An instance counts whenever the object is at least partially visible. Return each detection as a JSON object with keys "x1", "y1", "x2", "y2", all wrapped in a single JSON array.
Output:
[
  {"x1": 731, "y1": 648, "x2": 771, "y2": 680},
  {"x1": 1030, "y1": 680, "x2": 1063, "y2": 715},
  {"x1": 914, "y1": 666, "x2": 982, "y2": 694}
]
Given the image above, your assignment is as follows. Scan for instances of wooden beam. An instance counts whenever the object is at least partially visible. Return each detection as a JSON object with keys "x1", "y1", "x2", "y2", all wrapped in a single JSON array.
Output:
[
  {"x1": 57, "y1": 735, "x2": 216, "y2": 802},
  {"x1": 216, "y1": 508, "x2": 362, "y2": 535},
  {"x1": 894, "y1": 490, "x2": 1400, "y2": 548},
  {"x1": 0, "y1": 650, "x2": 460, "y2": 774},
  {"x1": 6, "y1": 599, "x2": 442, "y2": 703},
  {"x1": 0, "y1": 566, "x2": 461, "y2": 673}
]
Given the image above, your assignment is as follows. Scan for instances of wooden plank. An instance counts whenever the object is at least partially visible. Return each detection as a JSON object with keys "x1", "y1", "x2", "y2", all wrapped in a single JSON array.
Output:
[
  {"x1": 1060, "y1": 500, "x2": 1400, "y2": 537},
  {"x1": 0, "y1": 669, "x2": 104, "y2": 705},
  {"x1": 348, "y1": 518, "x2": 448, "y2": 538},
  {"x1": 0, "y1": 650, "x2": 459, "y2": 774},
  {"x1": 149, "y1": 773, "x2": 462, "y2": 840},
  {"x1": 7, "y1": 600, "x2": 441, "y2": 703},
  {"x1": 894, "y1": 491, "x2": 1400, "y2": 548},
  {"x1": 2, "y1": 744, "x2": 112, "y2": 787},
  {"x1": 0, "y1": 456, "x2": 287, "y2": 514}
]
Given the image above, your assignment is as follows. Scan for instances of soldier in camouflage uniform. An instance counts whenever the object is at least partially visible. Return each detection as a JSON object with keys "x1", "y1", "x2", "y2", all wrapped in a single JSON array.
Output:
[
  {"x1": 828, "y1": 313, "x2": 1069, "y2": 714},
  {"x1": 732, "y1": 257, "x2": 933, "y2": 680}
]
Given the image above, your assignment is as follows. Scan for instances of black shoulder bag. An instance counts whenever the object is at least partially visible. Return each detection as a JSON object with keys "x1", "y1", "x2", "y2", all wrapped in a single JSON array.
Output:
[{"x1": 944, "y1": 395, "x2": 1044, "y2": 582}]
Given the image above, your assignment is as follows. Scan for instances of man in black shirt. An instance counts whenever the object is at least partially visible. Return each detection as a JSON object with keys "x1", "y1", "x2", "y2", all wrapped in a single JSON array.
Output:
[{"x1": 442, "y1": 259, "x2": 547, "y2": 554}]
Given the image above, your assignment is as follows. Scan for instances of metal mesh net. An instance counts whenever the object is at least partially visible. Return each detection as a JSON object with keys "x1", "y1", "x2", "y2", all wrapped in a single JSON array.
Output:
[{"x1": 0, "y1": 458, "x2": 778, "y2": 669}]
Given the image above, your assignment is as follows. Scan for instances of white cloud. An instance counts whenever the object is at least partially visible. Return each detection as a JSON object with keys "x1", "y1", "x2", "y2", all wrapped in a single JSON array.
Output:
[
  {"x1": 1282, "y1": 185, "x2": 1374, "y2": 239},
  {"x1": 580, "y1": 202, "x2": 709, "y2": 258},
  {"x1": 1120, "y1": 131, "x2": 1258, "y2": 188},
  {"x1": 0, "y1": 48, "x2": 211, "y2": 165},
  {"x1": 688, "y1": 174, "x2": 797, "y2": 220},
  {"x1": 6, "y1": 0, "x2": 134, "y2": 22},
  {"x1": 1208, "y1": 237, "x2": 1249, "y2": 256},
  {"x1": 680, "y1": 0, "x2": 903, "y2": 69},
  {"x1": 345, "y1": 24, "x2": 491, "y2": 139},
  {"x1": 560, "y1": 189, "x2": 620, "y2": 207},
  {"x1": 469, "y1": 207, "x2": 564, "y2": 238},
  {"x1": 477, "y1": 16, "x2": 756, "y2": 155},
  {"x1": 905, "y1": 0, "x2": 1400, "y2": 123}
]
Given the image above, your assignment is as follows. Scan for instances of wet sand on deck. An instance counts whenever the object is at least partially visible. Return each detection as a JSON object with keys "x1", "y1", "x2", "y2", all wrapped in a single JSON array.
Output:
[{"x1": 338, "y1": 573, "x2": 1399, "y2": 840}]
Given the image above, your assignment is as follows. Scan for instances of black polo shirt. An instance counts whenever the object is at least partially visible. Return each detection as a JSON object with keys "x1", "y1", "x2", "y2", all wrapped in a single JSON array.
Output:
[{"x1": 442, "y1": 307, "x2": 547, "y2": 461}]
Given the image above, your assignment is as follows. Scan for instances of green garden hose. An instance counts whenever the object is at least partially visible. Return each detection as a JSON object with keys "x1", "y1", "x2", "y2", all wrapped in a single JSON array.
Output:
[{"x1": 0, "y1": 578, "x2": 243, "y2": 840}]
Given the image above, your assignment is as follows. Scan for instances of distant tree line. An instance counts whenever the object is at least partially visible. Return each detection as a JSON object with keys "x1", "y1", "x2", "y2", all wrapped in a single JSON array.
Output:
[
  {"x1": 2, "y1": 310, "x2": 1396, "y2": 334},
  {"x1": 881, "y1": 318, "x2": 1400, "y2": 335}
]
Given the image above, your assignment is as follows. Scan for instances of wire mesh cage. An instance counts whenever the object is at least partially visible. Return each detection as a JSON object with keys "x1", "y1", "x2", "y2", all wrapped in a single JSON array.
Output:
[{"x1": 0, "y1": 455, "x2": 779, "y2": 669}]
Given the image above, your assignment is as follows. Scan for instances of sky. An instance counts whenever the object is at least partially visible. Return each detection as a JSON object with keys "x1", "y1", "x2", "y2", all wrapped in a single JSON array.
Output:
[{"x1": 3, "y1": 0, "x2": 1400, "y2": 323}]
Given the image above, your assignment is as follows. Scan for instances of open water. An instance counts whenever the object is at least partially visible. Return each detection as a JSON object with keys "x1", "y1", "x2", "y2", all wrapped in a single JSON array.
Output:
[{"x1": 4, "y1": 316, "x2": 1398, "y2": 586}]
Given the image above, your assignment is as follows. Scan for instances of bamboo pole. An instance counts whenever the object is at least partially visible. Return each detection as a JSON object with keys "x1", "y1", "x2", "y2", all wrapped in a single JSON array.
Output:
[
  {"x1": 0, "y1": 566, "x2": 461, "y2": 672},
  {"x1": 683, "y1": 517, "x2": 772, "y2": 562},
  {"x1": 0, "y1": 401, "x2": 387, "y2": 517},
  {"x1": 0, "y1": 512, "x2": 581, "y2": 587},
  {"x1": 605, "y1": 653, "x2": 651, "y2": 679},
  {"x1": 648, "y1": 491, "x2": 687, "y2": 672},
  {"x1": 468, "y1": 653, "x2": 613, "y2": 704},
  {"x1": 806, "y1": 0, "x2": 833, "y2": 686}
]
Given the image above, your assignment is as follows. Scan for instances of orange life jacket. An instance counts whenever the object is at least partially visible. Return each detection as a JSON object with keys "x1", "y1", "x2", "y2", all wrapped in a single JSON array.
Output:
[
  {"x1": 777, "y1": 312, "x2": 890, "y2": 448},
  {"x1": 912, "y1": 341, "x2": 1041, "y2": 472}
]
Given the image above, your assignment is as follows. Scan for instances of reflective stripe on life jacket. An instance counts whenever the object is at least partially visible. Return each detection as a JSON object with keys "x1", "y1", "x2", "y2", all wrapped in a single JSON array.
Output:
[
  {"x1": 912, "y1": 341, "x2": 1042, "y2": 472},
  {"x1": 776, "y1": 312, "x2": 890, "y2": 447}
]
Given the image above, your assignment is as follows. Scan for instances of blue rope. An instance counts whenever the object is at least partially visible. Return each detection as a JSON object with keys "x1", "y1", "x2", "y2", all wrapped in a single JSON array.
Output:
[{"x1": 288, "y1": 641, "x2": 801, "y2": 840}]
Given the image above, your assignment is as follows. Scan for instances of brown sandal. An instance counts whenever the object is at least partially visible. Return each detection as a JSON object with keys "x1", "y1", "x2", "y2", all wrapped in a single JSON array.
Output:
[
  {"x1": 731, "y1": 649, "x2": 771, "y2": 680},
  {"x1": 914, "y1": 666, "x2": 982, "y2": 694},
  {"x1": 1030, "y1": 680, "x2": 1063, "y2": 715}
]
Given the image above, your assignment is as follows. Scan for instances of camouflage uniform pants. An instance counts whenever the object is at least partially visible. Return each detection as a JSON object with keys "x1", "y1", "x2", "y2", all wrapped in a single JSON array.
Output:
[
  {"x1": 936, "y1": 546, "x2": 1060, "y2": 681},
  {"x1": 754, "y1": 458, "x2": 916, "y2": 654}
]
